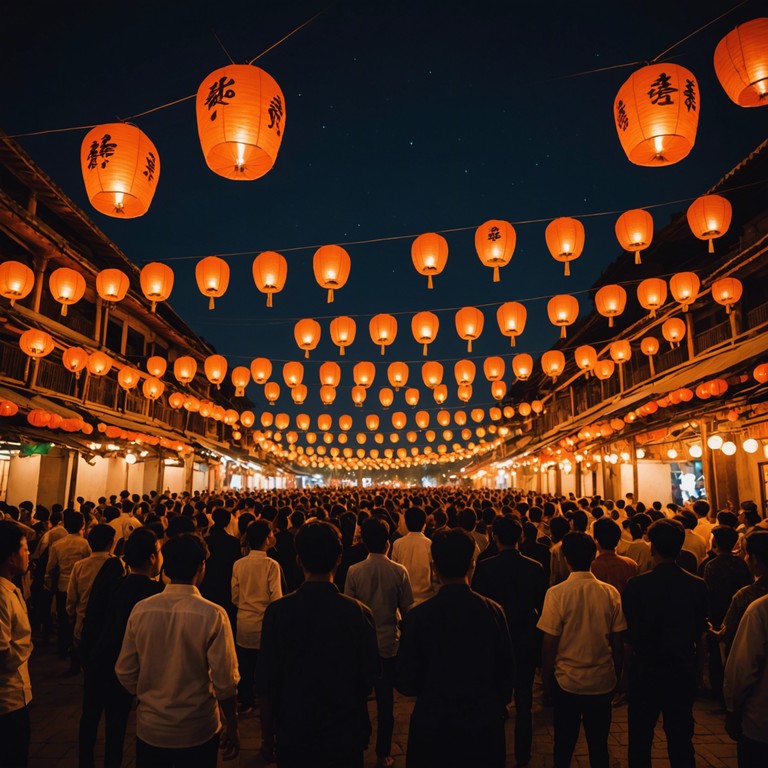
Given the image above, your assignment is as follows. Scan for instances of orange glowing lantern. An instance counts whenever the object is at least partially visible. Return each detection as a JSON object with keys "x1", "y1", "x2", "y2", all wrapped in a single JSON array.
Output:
[
  {"x1": 615, "y1": 209, "x2": 654, "y2": 264},
  {"x1": 594, "y1": 285, "x2": 627, "y2": 327},
  {"x1": 142, "y1": 377, "x2": 165, "y2": 400},
  {"x1": 264, "y1": 381, "x2": 280, "y2": 405},
  {"x1": 195, "y1": 256, "x2": 229, "y2": 310},
  {"x1": 405, "y1": 388, "x2": 420, "y2": 407},
  {"x1": 62, "y1": 346, "x2": 88, "y2": 377},
  {"x1": 411, "y1": 311, "x2": 439, "y2": 355},
  {"x1": 669, "y1": 272, "x2": 700, "y2": 312},
  {"x1": 594, "y1": 360, "x2": 615, "y2": 381},
  {"x1": 637, "y1": 278, "x2": 667, "y2": 317},
  {"x1": 320, "y1": 385, "x2": 337, "y2": 406},
  {"x1": 95, "y1": 269, "x2": 129, "y2": 303},
  {"x1": 575, "y1": 345, "x2": 597, "y2": 375},
  {"x1": 291, "y1": 384, "x2": 307, "y2": 405},
  {"x1": 387, "y1": 362, "x2": 409, "y2": 390},
  {"x1": 117, "y1": 367, "x2": 140, "y2": 390},
  {"x1": 512, "y1": 353, "x2": 533, "y2": 381},
  {"x1": 709, "y1": 378, "x2": 729, "y2": 397},
  {"x1": 366, "y1": 414, "x2": 380, "y2": 431},
  {"x1": 353, "y1": 361, "x2": 376, "y2": 388},
  {"x1": 87, "y1": 351, "x2": 112, "y2": 377},
  {"x1": 471, "y1": 408, "x2": 485, "y2": 423},
  {"x1": 712, "y1": 277, "x2": 743, "y2": 314},
  {"x1": 351, "y1": 385, "x2": 367, "y2": 407},
  {"x1": 27, "y1": 410, "x2": 51, "y2": 428},
  {"x1": 173, "y1": 356, "x2": 197, "y2": 385},
  {"x1": 392, "y1": 412, "x2": 407, "y2": 430},
  {"x1": 140, "y1": 262, "x2": 174, "y2": 312},
  {"x1": 81, "y1": 123, "x2": 160, "y2": 217},
  {"x1": 48, "y1": 267, "x2": 85, "y2": 316},
  {"x1": 411, "y1": 232, "x2": 448, "y2": 288},
  {"x1": 294, "y1": 318, "x2": 321, "y2": 358},
  {"x1": 369, "y1": 314, "x2": 398, "y2": 355},
  {"x1": 313, "y1": 245, "x2": 351, "y2": 303},
  {"x1": 545, "y1": 217, "x2": 585, "y2": 276},
  {"x1": 614, "y1": 63, "x2": 699, "y2": 166},
  {"x1": 455, "y1": 307, "x2": 484, "y2": 352},
  {"x1": 641, "y1": 337, "x2": 659, "y2": 357},
  {"x1": 296, "y1": 414, "x2": 311, "y2": 431},
  {"x1": 319, "y1": 361, "x2": 341, "y2": 388},
  {"x1": 547, "y1": 294, "x2": 579, "y2": 338},
  {"x1": 261, "y1": 412, "x2": 274, "y2": 428},
  {"x1": 329, "y1": 316, "x2": 356, "y2": 356},
  {"x1": 204, "y1": 355, "x2": 228, "y2": 388},
  {"x1": 518, "y1": 403, "x2": 532, "y2": 418},
  {"x1": 687, "y1": 195, "x2": 732, "y2": 253},
  {"x1": 491, "y1": 380, "x2": 507, "y2": 400},
  {"x1": 146, "y1": 356, "x2": 167, "y2": 378},
  {"x1": 0, "y1": 261, "x2": 34, "y2": 306},
  {"x1": 475, "y1": 219, "x2": 516, "y2": 282},
  {"x1": 19, "y1": 329, "x2": 54, "y2": 359},
  {"x1": 496, "y1": 302, "x2": 527, "y2": 346},
  {"x1": 250, "y1": 358, "x2": 272, "y2": 385},
  {"x1": 240, "y1": 410, "x2": 255, "y2": 428},
  {"x1": 483, "y1": 356, "x2": 504, "y2": 382},
  {"x1": 457, "y1": 384, "x2": 473, "y2": 403},
  {"x1": 170, "y1": 392, "x2": 187, "y2": 410},
  {"x1": 422, "y1": 361, "x2": 444, "y2": 389},
  {"x1": 317, "y1": 414, "x2": 332, "y2": 432},
  {"x1": 754, "y1": 363, "x2": 768, "y2": 384},
  {"x1": 252, "y1": 251, "x2": 287, "y2": 308},
  {"x1": 379, "y1": 388, "x2": 394, "y2": 408},
  {"x1": 714, "y1": 19, "x2": 768, "y2": 107},
  {"x1": 454, "y1": 360, "x2": 476, "y2": 386},
  {"x1": 415, "y1": 411, "x2": 430, "y2": 429},
  {"x1": 610, "y1": 340, "x2": 632, "y2": 364},
  {"x1": 282, "y1": 361, "x2": 304, "y2": 388},
  {"x1": 662, "y1": 318, "x2": 686, "y2": 348},
  {"x1": 339, "y1": 414, "x2": 353, "y2": 431},
  {"x1": 231, "y1": 366, "x2": 250, "y2": 397},
  {"x1": 196, "y1": 64, "x2": 285, "y2": 180},
  {"x1": 542, "y1": 350, "x2": 566, "y2": 381},
  {"x1": 433, "y1": 384, "x2": 448, "y2": 404},
  {"x1": 185, "y1": 397, "x2": 201, "y2": 413}
]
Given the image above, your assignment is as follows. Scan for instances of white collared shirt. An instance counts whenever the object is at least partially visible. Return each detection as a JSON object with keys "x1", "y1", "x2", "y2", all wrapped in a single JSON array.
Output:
[
  {"x1": 231, "y1": 550, "x2": 282, "y2": 649},
  {"x1": 115, "y1": 584, "x2": 239, "y2": 748},
  {"x1": 391, "y1": 531, "x2": 434, "y2": 605},
  {"x1": 0, "y1": 577, "x2": 32, "y2": 714},
  {"x1": 66, "y1": 552, "x2": 119, "y2": 641},
  {"x1": 46, "y1": 533, "x2": 91, "y2": 593}
]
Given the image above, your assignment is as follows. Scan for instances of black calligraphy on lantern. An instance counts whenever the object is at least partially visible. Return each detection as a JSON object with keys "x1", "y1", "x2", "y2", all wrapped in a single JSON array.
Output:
[
  {"x1": 683, "y1": 79, "x2": 697, "y2": 112},
  {"x1": 87, "y1": 134, "x2": 118, "y2": 170},
  {"x1": 143, "y1": 152, "x2": 156, "y2": 183},
  {"x1": 205, "y1": 76, "x2": 236, "y2": 121},
  {"x1": 616, "y1": 100, "x2": 629, "y2": 132},
  {"x1": 267, "y1": 95, "x2": 283, "y2": 135},
  {"x1": 647, "y1": 72, "x2": 677, "y2": 106},
  {"x1": 487, "y1": 226, "x2": 502, "y2": 242}
]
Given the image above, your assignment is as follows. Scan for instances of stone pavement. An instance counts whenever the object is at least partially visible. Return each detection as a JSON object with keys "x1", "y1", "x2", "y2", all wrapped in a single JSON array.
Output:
[{"x1": 27, "y1": 643, "x2": 737, "y2": 768}]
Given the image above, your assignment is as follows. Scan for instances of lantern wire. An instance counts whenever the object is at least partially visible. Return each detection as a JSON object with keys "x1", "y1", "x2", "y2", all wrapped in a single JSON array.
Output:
[{"x1": 212, "y1": 29, "x2": 236, "y2": 65}]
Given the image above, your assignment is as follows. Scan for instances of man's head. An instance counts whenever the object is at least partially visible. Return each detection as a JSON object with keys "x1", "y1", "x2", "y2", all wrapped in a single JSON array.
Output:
[
  {"x1": 361, "y1": 518, "x2": 390, "y2": 554},
  {"x1": 161, "y1": 534, "x2": 208, "y2": 583},
  {"x1": 295, "y1": 521, "x2": 342, "y2": 576},
  {"x1": 87, "y1": 524, "x2": 116, "y2": 553},
  {"x1": 430, "y1": 528, "x2": 475, "y2": 581},
  {"x1": 405, "y1": 506, "x2": 426, "y2": 533},
  {"x1": 492, "y1": 515, "x2": 523, "y2": 549},
  {"x1": 0, "y1": 520, "x2": 28, "y2": 577},
  {"x1": 711, "y1": 525, "x2": 738, "y2": 554},
  {"x1": 593, "y1": 517, "x2": 622, "y2": 552},
  {"x1": 124, "y1": 528, "x2": 161, "y2": 576},
  {"x1": 692, "y1": 500, "x2": 710, "y2": 519},
  {"x1": 647, "y1": 519, "x2": 685, "y2": 560},
  {"x1": 63, "y1": 510, "x2": 84, "y2": 534},
  {"x1": 245, "y1": 519, "x2": 273, "y2": 551},
  {"x1": 746, "y1": 531, "x2": 768, "y2": 575},
  {"x1": 549, "y1": 516, "x2": 571, "y2": 543},
  {"x1": 561, "y1": 532, "x2": 597, "y2": 572}
]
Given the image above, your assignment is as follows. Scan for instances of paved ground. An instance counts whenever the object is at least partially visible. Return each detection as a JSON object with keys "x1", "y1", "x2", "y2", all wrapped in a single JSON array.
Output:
[{"x1": 27, "y1": 643, "x2": 738, "y2": 768}]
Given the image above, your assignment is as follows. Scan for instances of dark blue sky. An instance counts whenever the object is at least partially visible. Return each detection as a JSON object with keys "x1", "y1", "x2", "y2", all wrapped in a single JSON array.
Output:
[{"x1": 2, "y1": 0, "x2": 766, "y2": 426}]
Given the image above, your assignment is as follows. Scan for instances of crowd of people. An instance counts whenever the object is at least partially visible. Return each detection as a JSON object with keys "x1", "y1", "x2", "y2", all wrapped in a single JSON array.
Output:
[{"x1": 1, "y1": 486, "x2": 768, "y2": 768}]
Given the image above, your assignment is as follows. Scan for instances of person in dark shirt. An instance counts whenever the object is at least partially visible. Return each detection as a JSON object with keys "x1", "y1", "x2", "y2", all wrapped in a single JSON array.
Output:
[
  {"x1": 79, "y1": 528, "x2": 163, "y2": 768},
  {"x1": 257, "y1": 521, "x2": 379, "y2": 768},
  {"x1": 519, "y1": 520, "x2": 551, "y2": 582},
  {"x1": 273, "y1": 508, "x2": 303, "y2": 592},
  {"x1": 397, "y1": 527, "x2": 514, "y2": 768},
  {"x1": 200, "y1": 508, "x2": 242, "y2": 632},
  {"x1": 472, "y1": 515, "x2": 546, "y2": 766},
  {"x1": 333, "y1": 511, "x2": 367, "y2": 590},
  {"x1": 622, "y1": 519, "x2": 708, "y2": 768}
]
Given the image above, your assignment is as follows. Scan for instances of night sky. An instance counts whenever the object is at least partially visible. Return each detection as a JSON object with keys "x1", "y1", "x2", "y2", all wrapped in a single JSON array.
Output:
[{"x1": 2, "y1": 0, "x2": 766, "y2": 441}]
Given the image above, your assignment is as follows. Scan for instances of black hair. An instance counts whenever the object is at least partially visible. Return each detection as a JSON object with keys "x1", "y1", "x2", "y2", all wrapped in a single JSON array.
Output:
[
  {"x1": 166, "y1": 515, "x2": 196, "y2": 538},
  {"x1": 492, "y1": 515, "x2": 523, "y2": 547},
  {"x1": 405, "y1": 506, "x2": 426, "y2": 532},
  {"x1": 0, "y1": 520, "x2": 25, "y2": 565},
  {"x1": 561, "y1": 532, "x2": 597, "y2": 570},
  {"x1": 63, "y1": 510, "x2": 84, "y2": 534},
  {"x1": 711, "y1": 525, "x2": 738, "y2": 552},
  {"x1": 161, "y1": 534, "x2": 208, "y2": 581},
  {"x1": 361, "y1": 517, "x2": 390, "y2": 553},
  {"x1": 746, "y1": 530, "x2": 768, "y2": 566},
  {"x1": 123, "y1": 528, "x2": 158, "y2": 568},
  {"x1": 593, "y1": 518, "x2": 622, "y2": 550},
  {"x1": 245, "y1": 519, "x2": 272, "y2": 550},
  {"x1": 295, "y1": 521, "x2": 342, "y2": 574},
  {"x1": 550, "y1": 516, "x2": 571, "y2": 543},
  {"x1": 211, "y1": 508, "x2": 231, "y2": 527},
  {"x1": 431, "y1": 528, "x2": 475, "y2": 579},
  {"x1": 87, "y1": 524, "x2": 116, "y2": 552},
  {"x1": 647, "y1": 519, "x2": 685, "y2": 559}
]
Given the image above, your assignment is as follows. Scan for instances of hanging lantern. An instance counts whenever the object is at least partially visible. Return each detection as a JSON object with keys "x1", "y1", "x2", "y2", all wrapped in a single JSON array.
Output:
[
  {"x1": 339, "y1": 414, "x2": 353, "y2": 431},
  {"x1": 261, "y1": 412, "x2": 274, "y2": 428},
  {"x1": 95, "y1": 268, "x2": 129, "y2": 303},
  {"x1": 614, "y1": 63, "x2": 699, "y2": 166},
  {"x1": 496, "y1": 302, "x2": 527, "y2": 346},
  {"x1": 62, "y1": 346, "x2": 88, "y2": 377},
  {"x1": 709, "y1": 378, "x2": 729, "y2": 397},
  {"x1": 87, "y1": 351, "x2": 112, "y2": 377},
  {"x1": 411, "y1": 311, "x2": 439, "y2": 355},
  {"x1": 392, "y1": 412, "x2": 407, "y2": 430},
  {"x1": 491, "y1": 380, "x2": 507, "y2": 400},
  {"x1": 422, "y1": 361, "x2": 444, "y2": 389},
  {"x1": 482, "y1": 356, "x2": 504, "y2": 382},
  {"x1": 264, "y1": 381, "x2": 280, "y2": 405},
  {"x1": 575, "y1": 345, "x2": 597, "y2": 375},
  {"x1": 610, "y1": 340, "x2": 632, "y2": 364},
  {"x1": 140, "y1": 263, "x2": 174, "y2": 312},
  {"x1": 541, "y1": 350, "x2": 566, "y2": 382},
  {"x1": 317, "y1": 414, "x2": 332, "y2": 432},
  {"x1": 641, "y1": 337, "x2": 659, "y2": 357},
  {"x1": 662, "y1": 318, "x2": 687, "y2": 348},
  {"x1": 204, "y1": 354, "x2": 228, "y2": 388},
  {"x1": 252, "y1": 251, "x2": 287, "y2": 308},
  {"x1": 319, "y1": 361, "x2": 341, "y2": 388},
  {"x1": 545, "y1": 217, "x2": 585, "y2": 276},
  {"x1": 351, "y1": 385, "x2": 367, "y2": 407},
  {"x1": 387, "y1": 361, "x2": 409, "y2": 390},
  {"x1": 0, "y1": 261, "x2": 34, "y2": 306},
  {"x1": 173, "y1": 356, "x2": 197, "y2": 385},
  {"x1": 282, "y1": 361, "x2": 304, "y2": 388},
  {"x1": 185, "y1": 397, "x2": 201, "y2": 413},
  {"x1": 48, "y1": 267, "x2": 85, "y2": 316},
  {"x1": 415, "y1": 410, "x2": 430, "y2": 429},
  {"x1": 489, "y1": 407, "x2": 502, "y2": 421},
  {"x1": 669, "y1": 272, "x2": 700, "y2": 312},
  {"x1": 433, "y1": 384, "x2": 448, "y2": 404},
  {"x1": 168, "y1": 392, "x2": 185, "y2": 409},
  {"x1": 369, "y1": 314, "x2": 398, "y2": 354},
  {"x1": 687, "y1": 195, "x2": 732, "y2": 253},
  {"x1": 637, "y1": 278, "x2": 667, "y2": 317},
  {"x1": 250, "y1": 358, "x2": 272, "y2": 385},
  {"x1": 594, "y1": 359, "x2": 615, "y2": 381},
  {"x1": 411, "y1": 232, "x2": 448, "y2": 289},
  {"x1": 27, "y1": 410, "x2": 51, "y2": 428},
  {"x1": 754, "y1": 363, "x2": 768, "y2": 384},
  {"x1": 294, "y1": 318, "x2": 321, "y2": 358},
  {"x1": 471, "y1": 408, "x2": 485, "y2": 423},
  {"x1": 353, "y1": 361, "x2": 376, "y2": 388},
  {"x1": 455, "y1": 411, "x2": 468, "y2": 427},
  {"x1": 615, "y1": 209, "x2": 654, "y2": 264},
  {"x1": 379, "y1": 388, "x2": 394, "y2": 408},
  {"x1": 195, "y1": 256, "x2": 229, "y2": 310},
  {"x1": 454, "y1": 359, "x2": 476, "y2": 386},
  {"x1": 291, "y1": 384, "x2": 307, "y2": 405},
  {"x1": 142, "y1": 377, "x2": 165, "y2": 400},
  {"x1": 406, "y1": 431, "x2": 418, "y2": 443},
  {"x1": 457, "y1": 384, "x2": 473, "y2": 403},
  {"x1": 714, "y1": 19, "x2": 768, "y2": 107},
  {"x1": 117, "y1": 367, "x2": 140, "y2": 390},
  {"x1": 594, "y1": 285, "x2": 627, "y2": 327},
  {"x1": 475, "y1": 219, "x2": 516, "y2": 282},
  {"x1": 328, "y1": 316, "x2": 356, "y2": 357},
  {"x1": 19, "y1": 329, "x2": 54, "y2": 359},
  {"x1": 240, "y1": 410, "x2": 255, "y2": 428},
  {"x1": 273, "y1": 413, "x2": 289, "y2": 431},
  {"x1": 196, "y1": 64, "x2": 285, "y2": 179},
  {"x1": 455, "y1": 307, "x2": 484, "y2": 352},
  {"x1": 366, "y1": 414, "x2": 380, "y2": 431},
  {"x1": 712, "y1": 277, "x2": 743, "y2": 314},
  {"x1": 319, "y1": 385, "x2": 337, "y2": 406},
  {"x1": 231, "y1": 366, "x2": 251, "y2": 397},
  {"x1": 146, "y1": 356, "x2": 167, "y2": 378},
  {"x1": 296, "y1": 413, "x2": 311, "y2": 431},
  {"x1": 405, "y1": 388, "x2": 420, "y2": 407},
  {"x1": 547, "y1": 294, "x2": 579, "y2": 338},
  {"x1": 512, "y1": 353, "x2": 533, "y2": 381},
  {"x1": 81, "y1": 123, "x2": 160, "y2": 217},
  {"x1": 313, "y1": 245, "x2": 351, "y2": 303}
]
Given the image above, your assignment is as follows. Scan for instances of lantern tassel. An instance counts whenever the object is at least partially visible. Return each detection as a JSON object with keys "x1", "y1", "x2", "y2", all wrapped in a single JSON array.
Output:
[
  {"x1": 267, "y1": 294, "x2": 273, "y2": 308},
  {"x1": 61, "y1": 304, "x2": 68, "y2": 317},
  {"x1": 150, "y1": 301, "x2": 157, "y2": 313},
  {"x1": 304, "y1": 349, "x2": 309, "y2": 359},
  {"x1": 635, "y1": 252, "x2": 642, "y2": 265},
  {"x1": 493, "y1": 266, "x2": 500, "y2": 283},
  {"x1": 683, "y1": 304, "x2": 689, "y2": 313},
  {"x1": 327, "y1": 289, "x2": 334, "y2": 303},
  {"x1": 708, "y1": 239, "x2": 715, "y2": 254},
  {"x1": 427, "y1": 275, "x2": 433, "y2": 289},
  {"x1": 208, "y1": 296, "x2": 215, "y2": 310},
  {"x1": 560, "y1": 327, "x2": 566, "y2": 339},
  {"x1": 468, "y1": 339, "x2": 473, "y2": 353},
  {"x1": 609, "y1": 316, "x2": 614, "y2": 328},
  {"x1": 726, "y1": 304, "x2": 732, "y2": 314},
  {"x1": 564, "y1": 261, "x2": 570, "y2": 277},
  {"x1": 380, "y1": 345, "x2": 385, "y2": 355},
  {"x1": 510, "y1": 335, "x2": 516, "y2": 348},
  {"x1": 340, "y1": 346, "x2": 345, "y2": 356},
  {"x1": 423, "y1": 343, "x2": 428, "y2": 356}
]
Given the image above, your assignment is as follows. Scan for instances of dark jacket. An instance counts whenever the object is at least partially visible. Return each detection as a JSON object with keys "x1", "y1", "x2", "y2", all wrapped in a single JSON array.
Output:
[{"x1": 200, "y1": 526, "x2": 241, "y2": 613}]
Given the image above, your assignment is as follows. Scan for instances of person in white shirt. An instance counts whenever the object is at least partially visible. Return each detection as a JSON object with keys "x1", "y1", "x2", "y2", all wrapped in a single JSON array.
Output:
[
  {"x1": 231, "y1": 519, "x2": 282, "y2": 715},
  {"x1": 391, "y1": 507, "x2": 434, "y2": 605},
  {"x1": 116, "y1": 533, "x2": 240, "y2": 767},
  {"x1": 677, "y1": 512, "x2": 708, "y2": 565},
  {"x1": 0, "y1": 520, "x2": 32, "y2": 767},
  {"x1": 692, "y1": 500, "x2": 715, "y2": 549},
  {"x1": 538, "y1": 531, "x2": 626, "y2": 768}
]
